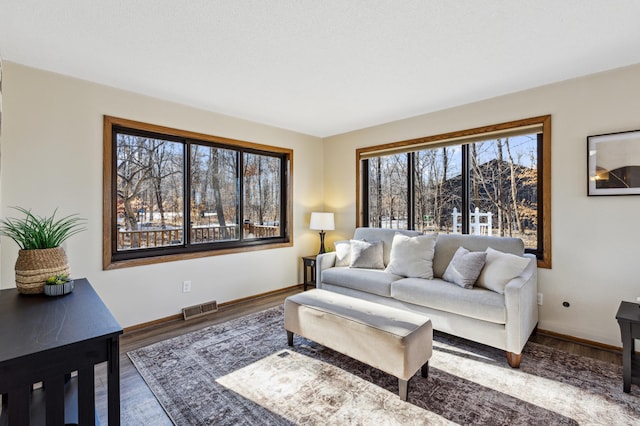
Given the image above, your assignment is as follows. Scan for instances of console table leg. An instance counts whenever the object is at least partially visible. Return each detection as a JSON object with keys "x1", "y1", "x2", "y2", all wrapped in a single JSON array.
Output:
[
  {"x1": 107, "y1": 336, "x2": 121, "y2": 425},
  {"x1": 78, "y1": 366, "x2": 96, "y2": 425},
  {"x1": 45, "y1": 375, "x2": 65, "y2": 425},
  {"x1": 620, "y1": 322, "x2": 632, "y2": 393},
  {"x1": 7, "y1": 386, "x2": 30, "y2": 426}
]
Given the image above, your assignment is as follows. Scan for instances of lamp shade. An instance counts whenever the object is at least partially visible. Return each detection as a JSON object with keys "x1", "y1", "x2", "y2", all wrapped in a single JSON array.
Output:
[{"x1": 310, "y1": 212, "x2": 335, "y2": 231}]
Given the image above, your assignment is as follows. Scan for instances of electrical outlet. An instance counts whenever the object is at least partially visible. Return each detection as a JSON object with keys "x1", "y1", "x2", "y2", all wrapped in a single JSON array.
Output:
[
  {"x1": 182, "y1": 280, "x2": 192, "y2": 293},
  {"x1": 537, "y1": 293, "x2": 543, "y2": 305}
]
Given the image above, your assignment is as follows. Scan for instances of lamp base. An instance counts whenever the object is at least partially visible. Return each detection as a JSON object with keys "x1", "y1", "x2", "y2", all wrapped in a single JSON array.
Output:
[{"x1": 318, "y1": 231, "x2": 326, "y2": 254}]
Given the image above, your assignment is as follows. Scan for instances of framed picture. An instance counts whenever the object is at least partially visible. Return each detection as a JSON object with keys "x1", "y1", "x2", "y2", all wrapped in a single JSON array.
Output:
[{"x1": 588, "y1": 129, "x2": 640, "y2": 196}]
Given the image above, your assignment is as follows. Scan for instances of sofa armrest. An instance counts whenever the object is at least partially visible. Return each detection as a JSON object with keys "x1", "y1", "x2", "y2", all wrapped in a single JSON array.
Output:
[
  {"x1": 315, "y1": 252, "x2": 337, "y2": 288},
  {"x1": 504, "y1": 253, "x2": 539, "y2": 354}
]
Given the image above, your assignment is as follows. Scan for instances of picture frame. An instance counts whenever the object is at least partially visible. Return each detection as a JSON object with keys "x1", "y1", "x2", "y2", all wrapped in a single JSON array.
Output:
[{"x1": 587, "y1": 129, "x2": 640, "y2": 196}]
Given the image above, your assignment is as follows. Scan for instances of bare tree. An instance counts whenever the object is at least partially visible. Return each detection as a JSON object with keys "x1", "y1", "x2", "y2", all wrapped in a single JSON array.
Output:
[
  {"x1": 208, "y1": 148, "x2": 227, "y2": 228},
  {"x1": 437, "y1": 147, "x2": 449, "y2": 230},
  {"x1": 505, "y1": 138, "x2": 523, "y2": 234},
  {"x1": 117, "y1": 135, "x2": 153, "y2": 247},
  {"x1": 374, "y1": 157, "x2": 382, "y2": 227},
  {"x1": 148, "y1": 140, "x2": 180, "y2": 228}
]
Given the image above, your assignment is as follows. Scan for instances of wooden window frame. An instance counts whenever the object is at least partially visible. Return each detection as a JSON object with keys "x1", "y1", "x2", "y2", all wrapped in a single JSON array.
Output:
[
  {"x1": 103, "y1": 116, "x2": 293, "y2": 270},
  {"x1": 356, "y1": 115, "x2": 551, "y2": 268}
]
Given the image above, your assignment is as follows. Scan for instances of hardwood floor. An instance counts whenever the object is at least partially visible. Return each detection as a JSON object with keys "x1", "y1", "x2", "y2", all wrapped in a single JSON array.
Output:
[
  {"x1": 95, "y1": 286, "x2": 300, "y2": 424},
  {"x1": 94, "y1": 286, "x2": 623, "y2": 424},
  {"x1": 529, "y1": 331, "x2": 622, "y2": 365}
]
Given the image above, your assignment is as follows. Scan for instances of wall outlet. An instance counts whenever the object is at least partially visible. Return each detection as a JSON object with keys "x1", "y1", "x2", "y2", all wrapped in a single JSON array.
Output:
[
  {"x1": 537, "y1": 293, "x2": 543, "y2": 305},
  {"x1": 182, "y1": 280, "x2": 192, "y2": 293}
]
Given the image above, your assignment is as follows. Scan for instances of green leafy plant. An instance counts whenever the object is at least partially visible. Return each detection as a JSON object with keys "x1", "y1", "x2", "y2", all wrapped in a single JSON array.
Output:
[
  {"x1": 0, "y1": 207, "x2": 87, "y2": 250},
  {"x1": 45, "y1": 273, "x2": 71, "y2": 285}
]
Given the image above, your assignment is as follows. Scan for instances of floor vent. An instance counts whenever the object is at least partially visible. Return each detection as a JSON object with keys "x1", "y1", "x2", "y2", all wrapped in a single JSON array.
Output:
[{"x1": 182, "y1": 300, "x2": 218, "y2": 320}]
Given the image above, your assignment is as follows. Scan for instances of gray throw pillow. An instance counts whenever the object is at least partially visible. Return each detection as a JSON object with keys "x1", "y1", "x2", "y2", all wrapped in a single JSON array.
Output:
[
  {"x1": 349, "y1": 240, "x2": 384, "y2": 269},
  {"x1": 385, "y1": 233, "x2": 436, "y2": 279},
  {"x1": 442, "y1": 246, "x2": 487, "y2": 289},
  {"x1": 476, "y1": 247, "x2": 530, "y2": 294}
]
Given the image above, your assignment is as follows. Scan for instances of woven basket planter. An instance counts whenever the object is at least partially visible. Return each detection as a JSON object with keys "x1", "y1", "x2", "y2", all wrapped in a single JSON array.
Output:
[{"x1": 14, "y1": 247, "x2": 70, "y2": 294}]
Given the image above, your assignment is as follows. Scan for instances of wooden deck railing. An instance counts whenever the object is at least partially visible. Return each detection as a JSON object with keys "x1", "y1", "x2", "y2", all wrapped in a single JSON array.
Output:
[
  {"x1": 118, "y1": 223, "x2": 279, "y2": 250},
  {"x1": 118, "y1": 228, "x2": 184, "y2": 250},
  {"x1": 243, "y1": 223, "x2": 280, "y2": 238}
]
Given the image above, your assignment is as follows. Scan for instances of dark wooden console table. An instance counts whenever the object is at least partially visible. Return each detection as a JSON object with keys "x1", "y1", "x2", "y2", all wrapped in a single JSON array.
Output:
[
  {"x1": 0, "y1": 278, "x2": 122, "y2": 425},
  {"x1": 616, "y1": 301, "x2": 640, "y2": 393}
]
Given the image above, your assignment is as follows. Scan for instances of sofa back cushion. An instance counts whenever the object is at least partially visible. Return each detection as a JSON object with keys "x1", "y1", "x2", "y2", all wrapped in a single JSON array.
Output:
[
  {"x1": 385, "y1": 233, "x2": 437, "y2": 279},
  {"x1": 353, "y1": 227, "x2": 421, "y2": 266},
  {"x1": 432, "y1": 234, "x2": 525, "y2": 278},
  {"x1": 475, "y1": 247, "x2": 531, "y2": 294}
]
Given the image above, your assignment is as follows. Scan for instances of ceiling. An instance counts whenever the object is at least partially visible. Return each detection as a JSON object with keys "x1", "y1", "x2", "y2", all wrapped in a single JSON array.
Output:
[{"x1": 1, "y1": 1, "x2": 640, "y2": 137}]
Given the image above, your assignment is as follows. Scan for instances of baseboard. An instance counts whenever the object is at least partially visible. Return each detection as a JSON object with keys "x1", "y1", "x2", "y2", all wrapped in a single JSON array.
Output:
[
  {"x1": 536, "y1": 328, "x2": 622, "y2": 353},
  {"x1": 123, "y1": 283, "x2": 303, "y2": 333}
]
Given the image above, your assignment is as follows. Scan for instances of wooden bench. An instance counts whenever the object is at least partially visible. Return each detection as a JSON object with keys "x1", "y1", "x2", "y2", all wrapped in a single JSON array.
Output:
[{"x1": 284, "y1": 289, "x2": 432, "y2": 401}]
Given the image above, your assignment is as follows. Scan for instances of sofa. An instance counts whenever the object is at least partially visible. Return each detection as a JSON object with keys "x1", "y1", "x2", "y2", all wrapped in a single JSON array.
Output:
[{"x1": 315, "y1": 227, "x2": 538, "y2": 367}]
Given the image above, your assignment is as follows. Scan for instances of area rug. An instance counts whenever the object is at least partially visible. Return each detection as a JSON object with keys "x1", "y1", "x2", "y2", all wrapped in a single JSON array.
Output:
[{"x1": 128, "y1": 306, "x2": 640, "y2": 425}]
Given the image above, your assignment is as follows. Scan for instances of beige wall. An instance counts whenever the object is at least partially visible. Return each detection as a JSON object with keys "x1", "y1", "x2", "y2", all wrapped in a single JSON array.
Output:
[
  {"x1": 323, "y1": 63, "x2": 640, "y2": 347},
  {"x1": 0, "y1": 61, "x2": 324, "y2": 327},
  {"x1": 3, "y1": 59, "x2": 640, "y2": 347}
]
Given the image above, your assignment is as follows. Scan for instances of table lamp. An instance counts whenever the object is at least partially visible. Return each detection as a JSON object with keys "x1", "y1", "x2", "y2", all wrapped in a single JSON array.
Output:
[{"x1": 310, "y1": 212, "x2": 335, "y2": 254}]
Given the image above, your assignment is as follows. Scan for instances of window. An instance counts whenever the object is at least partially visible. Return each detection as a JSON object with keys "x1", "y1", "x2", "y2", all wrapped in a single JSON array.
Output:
[
  {"x1": 358, "y1": 116, "x2": 551, "y2": 268},
  {"x1": 103, "y1": 116, "x2": 292, "y2": 269}
]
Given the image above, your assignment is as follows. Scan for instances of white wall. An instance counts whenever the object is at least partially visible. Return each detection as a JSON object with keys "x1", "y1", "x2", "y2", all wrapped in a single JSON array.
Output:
[
  {"x1": 323, "y1": 63, "x2": 640, "y2": 347},
  {"x1": 0, "y1": 62, "x2": 324, "y2": 328}
]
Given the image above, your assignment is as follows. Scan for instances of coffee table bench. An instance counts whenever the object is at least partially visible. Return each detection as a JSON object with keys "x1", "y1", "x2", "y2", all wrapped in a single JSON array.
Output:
[{"x1": 284, "y1": 289, "x2": 432, "y2": 401}]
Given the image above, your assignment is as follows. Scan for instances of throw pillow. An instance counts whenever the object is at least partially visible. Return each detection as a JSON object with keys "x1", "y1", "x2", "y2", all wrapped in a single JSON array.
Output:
[
  {"x1": 349, "y1": 240, "x2": 384, "y2": 269},
  {"x1": 476, "y1": 247, "x2": 530, "y2": 294},
  {"x1": 442, "y1": 246, "x2": 487, "y2": 289},
  {"x1": 385, "y1": 233, "x2": 436, "y2": 279},
  {"x1": 334, "y1": 240, "x2": 351, "y2": 267}
]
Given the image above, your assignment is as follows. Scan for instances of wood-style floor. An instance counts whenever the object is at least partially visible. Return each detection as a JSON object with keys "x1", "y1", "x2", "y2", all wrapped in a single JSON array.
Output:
[{"x1": 94, "y1": 286, "x2": 623, "y2": 424}]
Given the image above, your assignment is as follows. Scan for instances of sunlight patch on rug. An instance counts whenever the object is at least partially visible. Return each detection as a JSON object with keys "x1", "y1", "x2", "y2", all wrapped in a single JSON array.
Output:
[
  {"x1": 431, "y1": 340, "x2": 638, "y2": 424},
  {"x1": 217, "y1": 349, "x2": 452, "y2": 425}
]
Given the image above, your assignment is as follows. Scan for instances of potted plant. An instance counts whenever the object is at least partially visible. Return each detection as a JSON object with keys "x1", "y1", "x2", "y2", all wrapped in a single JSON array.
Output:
[
  {"x1": 43, "y1": 273, "x2": 75, "y2": 296},
  {"x1": 0, "y1": 207, "x2": 86, "y2": 294}
]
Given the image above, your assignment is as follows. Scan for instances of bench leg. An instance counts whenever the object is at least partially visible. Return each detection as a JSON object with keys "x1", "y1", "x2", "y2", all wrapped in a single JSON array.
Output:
[
  {"x1": 398, "y1": 378, "x2": 408, "y2": 401},
  {"x1": 421, "y1": 361, "x2": 429, "y2": 378},
  {"x1": 286, "y1": 330, "x2": 294, "y2": 347}
]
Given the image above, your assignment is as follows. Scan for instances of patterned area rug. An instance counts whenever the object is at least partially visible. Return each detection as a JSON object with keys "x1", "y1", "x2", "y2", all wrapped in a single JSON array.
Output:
[{"x1": 128, "y1": 306, "x2": 640, "y2": 425}]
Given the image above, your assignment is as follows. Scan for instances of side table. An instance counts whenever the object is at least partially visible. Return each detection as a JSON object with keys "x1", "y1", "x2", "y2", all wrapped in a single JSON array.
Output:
[
  {"x1": 616, "y1": 301, "x2": 640, "y2": 393},
  {"x1": 302, "y1": 255, "x2": 317, "y2": 291},
  {"x1": 0, "y1": 278, "x2": 122, "y2": 425}
]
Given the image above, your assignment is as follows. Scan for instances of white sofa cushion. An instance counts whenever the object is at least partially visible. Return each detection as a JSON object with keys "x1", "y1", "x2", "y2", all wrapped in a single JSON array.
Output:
[
  {"x1": 476, "y1": 247, "x2": 530, "y2": 294},
  {"x1": 391, "y1": 278, "x2": 506, "y2": 324},
  {"x1": 385, "y1": 233, "x2": 436, "y2": 279}
]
